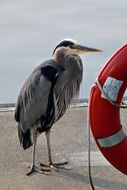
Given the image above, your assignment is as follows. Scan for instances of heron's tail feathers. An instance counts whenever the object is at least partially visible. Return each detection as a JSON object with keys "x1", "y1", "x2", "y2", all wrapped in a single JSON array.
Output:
[{"x1": 18, "y1": 124, "x2": 32, "y2": 149}]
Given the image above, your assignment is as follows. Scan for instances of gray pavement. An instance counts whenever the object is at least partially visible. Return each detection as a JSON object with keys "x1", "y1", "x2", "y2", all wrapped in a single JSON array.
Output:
[{"x1": 0, "y1": 106, "x2": 127, "y2": 190}]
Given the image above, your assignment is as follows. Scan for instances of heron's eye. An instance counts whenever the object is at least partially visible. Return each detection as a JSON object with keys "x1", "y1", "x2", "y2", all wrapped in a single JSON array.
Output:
[{"x1": 69, "y1": 45, "x2": 75, "y2": 49}]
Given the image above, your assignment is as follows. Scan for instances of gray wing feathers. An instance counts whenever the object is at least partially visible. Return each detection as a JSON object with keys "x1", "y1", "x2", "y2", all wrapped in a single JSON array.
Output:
[{"x1": 15, "y1": 70, "x2": 51, "y2": 133}]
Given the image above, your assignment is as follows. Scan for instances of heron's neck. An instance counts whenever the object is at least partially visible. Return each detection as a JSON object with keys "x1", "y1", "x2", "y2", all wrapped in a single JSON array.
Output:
[{"x1": 53, "y1": 49, "x2": 66, "y2": 66}]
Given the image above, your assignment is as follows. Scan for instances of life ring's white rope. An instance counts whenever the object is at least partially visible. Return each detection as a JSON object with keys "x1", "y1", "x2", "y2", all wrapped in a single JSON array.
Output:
[
  {"x1": 96, "y1": 78, "x2": 127, "y2": 109},
  {"x1": 97, "y1": 128, "x2": 126, "y2": 148}
]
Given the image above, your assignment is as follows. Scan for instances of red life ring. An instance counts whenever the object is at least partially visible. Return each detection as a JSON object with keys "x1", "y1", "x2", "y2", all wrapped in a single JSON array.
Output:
[{"x1": 89, "y1": 44, "x2": 127, "y2": 175}]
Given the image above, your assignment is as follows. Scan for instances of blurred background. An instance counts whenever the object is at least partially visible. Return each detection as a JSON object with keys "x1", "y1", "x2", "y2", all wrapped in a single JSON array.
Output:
[{"x1": 0, "y1": 0, "x2": 127, "y2": 103}]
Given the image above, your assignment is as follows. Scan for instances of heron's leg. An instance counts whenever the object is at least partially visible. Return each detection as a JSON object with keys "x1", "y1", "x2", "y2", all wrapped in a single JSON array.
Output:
[
  {"x1": 46, "y1": 129, "x2": 52, "y2": 165},
  {"x1": 27, "y1": 128, "x2": 37, "y2": 176},
  {"x1": 43, "y1": 129, "x2": 68, "y2": 170}
]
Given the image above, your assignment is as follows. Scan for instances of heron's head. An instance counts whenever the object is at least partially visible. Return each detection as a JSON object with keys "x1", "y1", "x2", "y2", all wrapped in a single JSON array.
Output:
[{"x1": 53, "y1": 39, "x2": 102, "y2": 56}]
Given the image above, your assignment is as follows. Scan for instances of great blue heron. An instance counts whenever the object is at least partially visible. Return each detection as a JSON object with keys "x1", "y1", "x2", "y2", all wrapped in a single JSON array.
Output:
[{"x1": 15, "y1": 39, "x2": 101, "y2": 175}]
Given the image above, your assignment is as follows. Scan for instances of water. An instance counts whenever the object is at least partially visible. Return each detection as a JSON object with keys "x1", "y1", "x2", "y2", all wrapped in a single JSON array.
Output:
[{"x1": 0, "y1": 0, "x2": 127, "y2": 103}]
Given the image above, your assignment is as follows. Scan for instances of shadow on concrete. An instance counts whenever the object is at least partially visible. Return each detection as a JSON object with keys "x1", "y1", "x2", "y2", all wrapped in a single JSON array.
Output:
[{"x1": 60, "y1": 169, "x2": 127, "y2": 190}]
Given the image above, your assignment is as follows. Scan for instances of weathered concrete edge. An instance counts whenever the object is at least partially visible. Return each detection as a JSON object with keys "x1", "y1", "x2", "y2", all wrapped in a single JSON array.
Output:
[{"x1": 0, "y1": 103, "x2": 88, "y2": 112}]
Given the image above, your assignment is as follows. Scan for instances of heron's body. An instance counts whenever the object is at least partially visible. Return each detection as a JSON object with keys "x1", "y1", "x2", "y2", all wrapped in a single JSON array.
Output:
[
  {"x1": 15, "y1": 55, "x2": 83, "y2": 149},
  {"x1": 15, "y1": 39, "x2": 101, "y2": 175}
]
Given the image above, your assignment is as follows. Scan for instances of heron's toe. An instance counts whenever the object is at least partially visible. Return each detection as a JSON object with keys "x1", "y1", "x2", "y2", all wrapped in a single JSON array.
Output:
[
  {"x1": 26, "y1": 165, "x2": 37, "y2": 176},
  {"x1": 49, "y1": 161, "x2": 71, "y2": 170}
]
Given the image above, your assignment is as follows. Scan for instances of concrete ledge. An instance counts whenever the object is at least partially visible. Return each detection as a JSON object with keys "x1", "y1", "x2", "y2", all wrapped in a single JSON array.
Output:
[{"x1": 0, "y1": 107, "x2": 127, "y2": 190}]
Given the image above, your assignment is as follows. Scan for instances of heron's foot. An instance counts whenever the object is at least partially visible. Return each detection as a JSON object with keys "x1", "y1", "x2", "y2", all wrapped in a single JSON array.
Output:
[
  {"x1": 39, "y1": 161, "x2": 71, "y2": 171},
  {"x1": 26, "y1": 164, "x2": 37, "y2": 176},
  {"x1": 49, "y1": 161, "x2": 70, "y2": 170},
  {"x1": 27, "y1": 163, "x2": 50, "y2": 176}
]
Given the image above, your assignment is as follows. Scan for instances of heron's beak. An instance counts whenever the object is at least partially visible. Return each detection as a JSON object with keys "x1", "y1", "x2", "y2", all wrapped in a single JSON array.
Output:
[{"x1": 76, "y1": 45, "x2": 102, "y2": 54}]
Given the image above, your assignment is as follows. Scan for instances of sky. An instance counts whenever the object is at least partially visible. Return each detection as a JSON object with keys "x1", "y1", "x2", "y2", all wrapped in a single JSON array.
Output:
[{"x1": 0, "y1": 0, "x2": 127, "y2": 103}]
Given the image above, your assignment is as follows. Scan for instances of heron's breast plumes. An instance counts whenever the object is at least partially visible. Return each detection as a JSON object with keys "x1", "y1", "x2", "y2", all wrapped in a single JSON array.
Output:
[{"x1": 54, "y1": 55, "x2": 83, "y2": 121}]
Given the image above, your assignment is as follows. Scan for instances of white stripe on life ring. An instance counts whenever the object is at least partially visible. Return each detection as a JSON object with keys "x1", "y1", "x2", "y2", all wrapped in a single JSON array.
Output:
[{"x1": 97, "y1": 128, "x2": 126, "y2": 148}]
